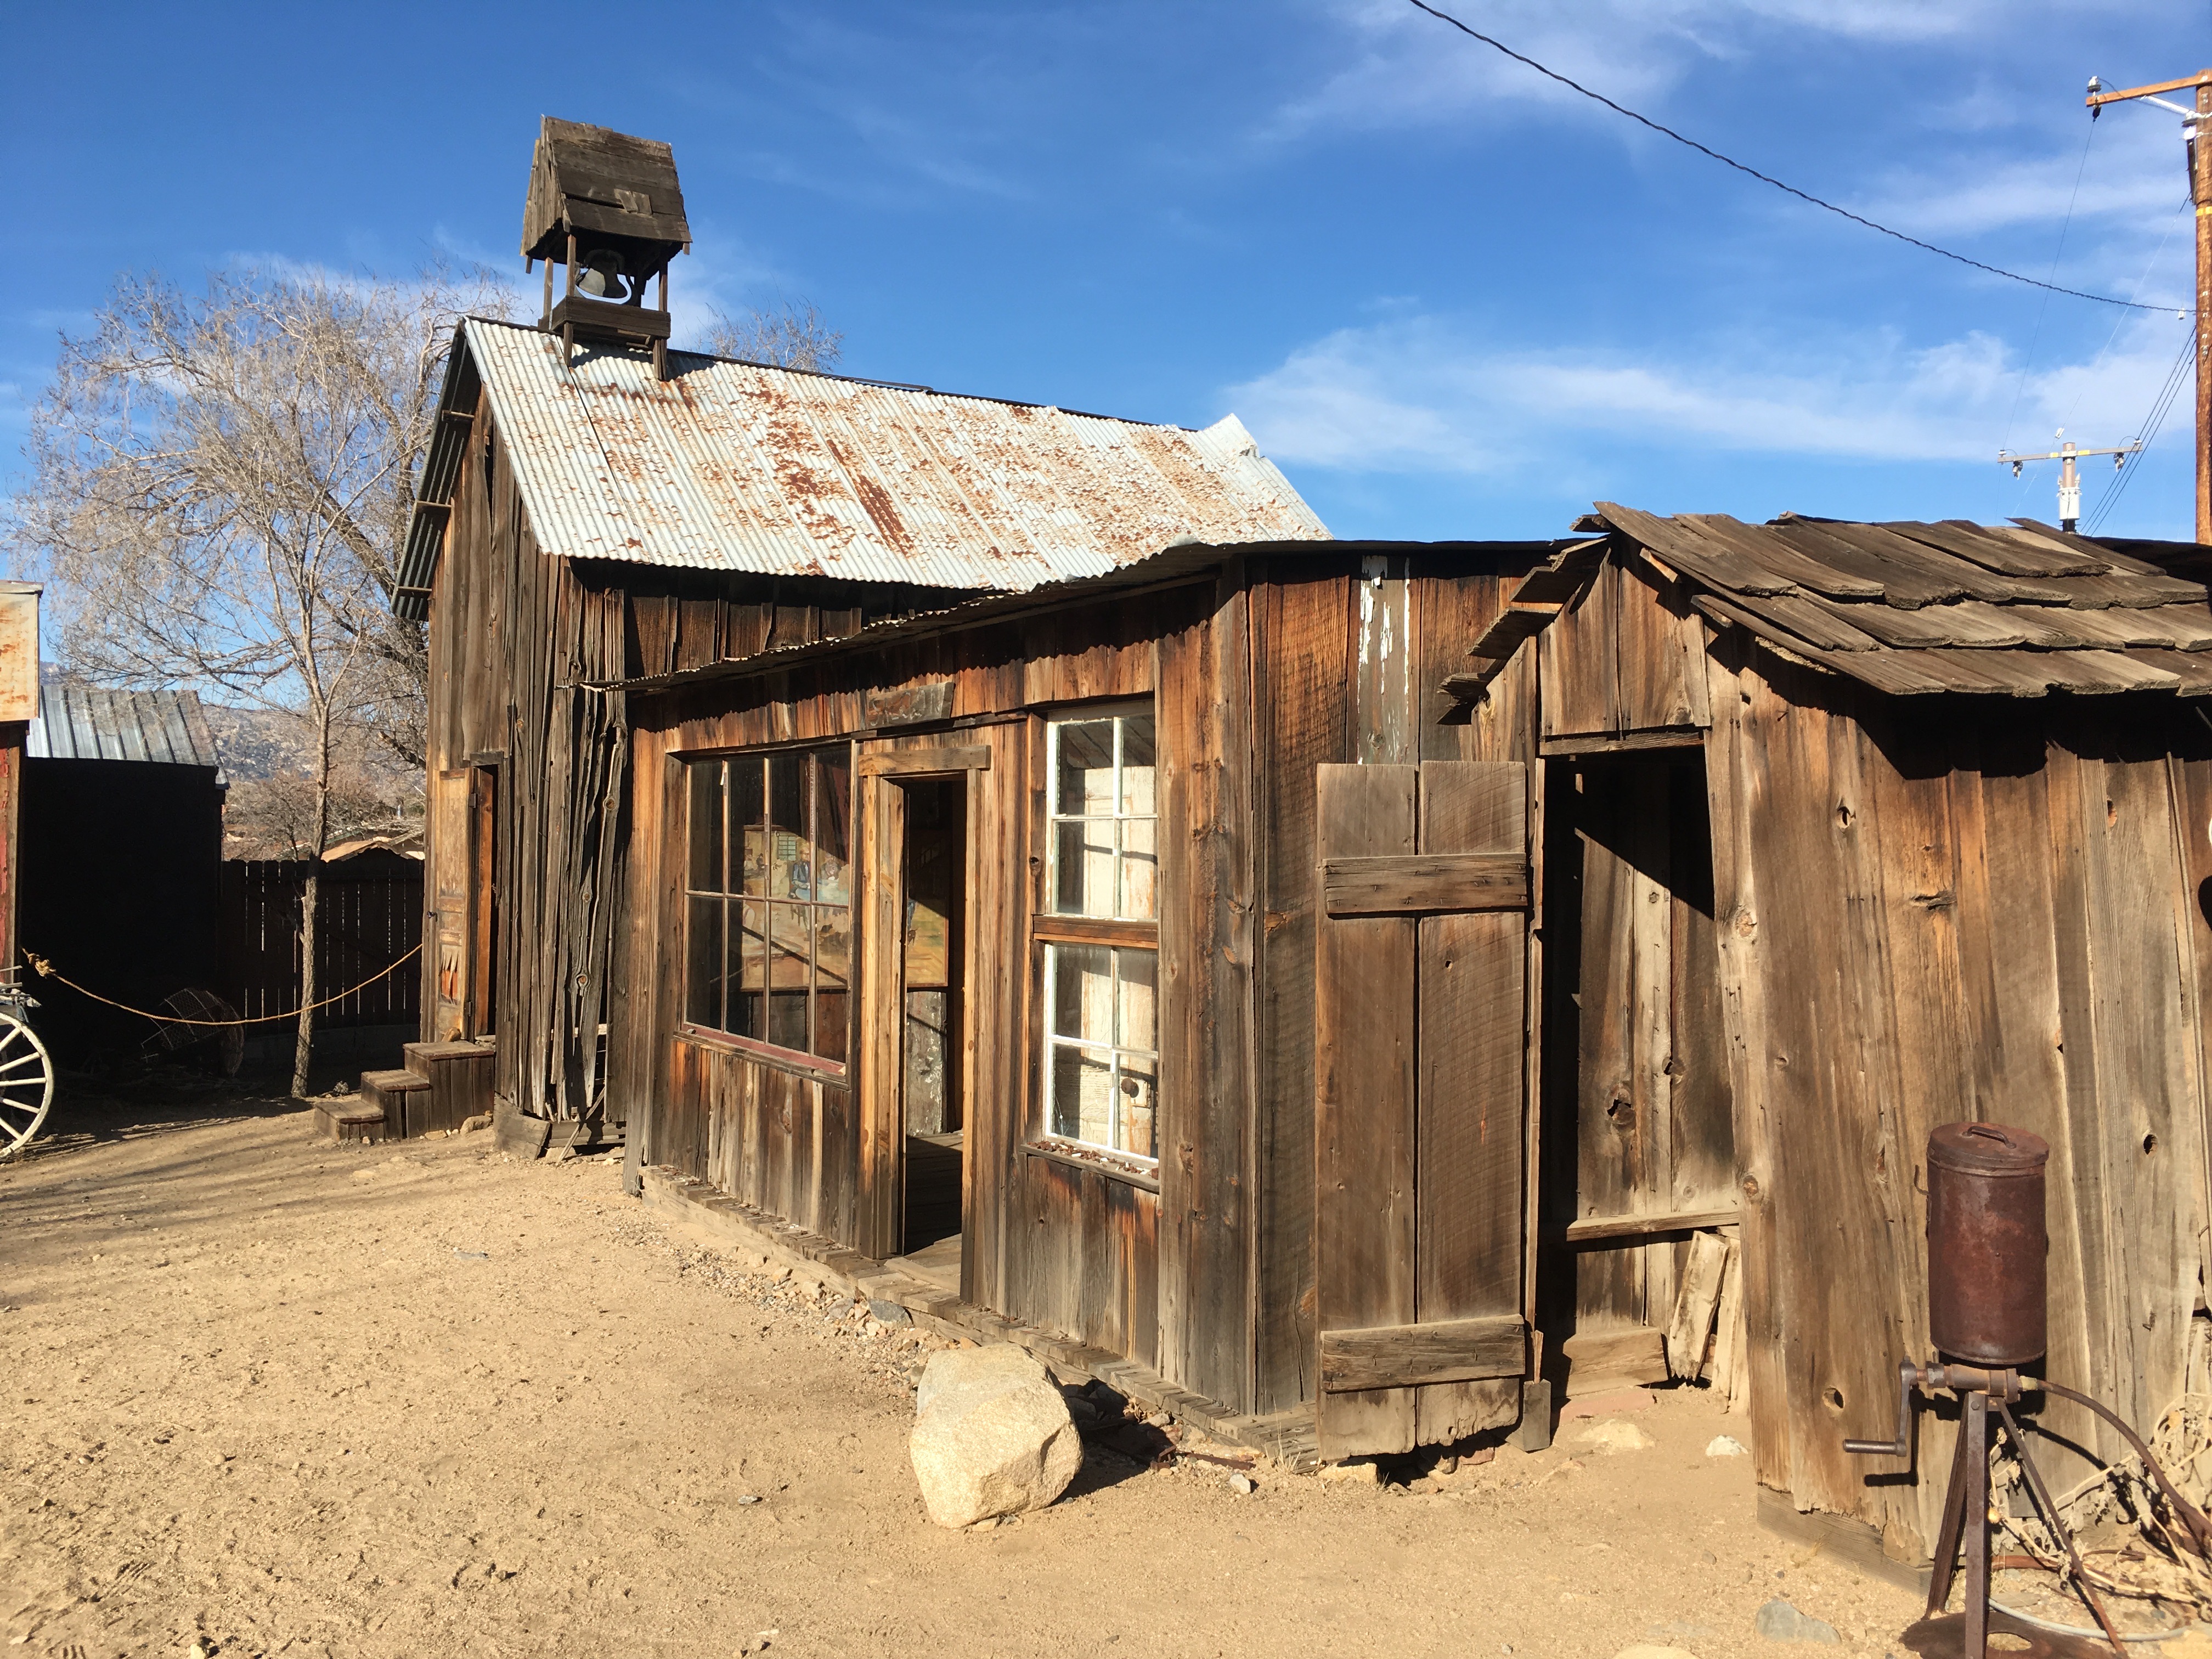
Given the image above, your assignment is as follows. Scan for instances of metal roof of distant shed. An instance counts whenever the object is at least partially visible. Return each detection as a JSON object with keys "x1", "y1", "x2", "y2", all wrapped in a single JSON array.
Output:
[
  {"x1": 29, "y1": 686, "x2": 221, "y2": 767},
  {"x1": 396, "y1": 319, "x2": 1328, "y2": 615}
]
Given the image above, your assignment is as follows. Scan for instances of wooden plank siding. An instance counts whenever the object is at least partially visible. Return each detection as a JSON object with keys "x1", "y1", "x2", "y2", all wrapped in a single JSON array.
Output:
[{"x1": 1701, "y1": 630, "x2": 2212, "y2": 1555}]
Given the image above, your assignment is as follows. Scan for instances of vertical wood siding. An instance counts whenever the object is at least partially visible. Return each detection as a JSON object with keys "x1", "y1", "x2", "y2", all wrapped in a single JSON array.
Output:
[{"x1": 1706, "y1": 634, "x2": 2212, "y2": 1555}]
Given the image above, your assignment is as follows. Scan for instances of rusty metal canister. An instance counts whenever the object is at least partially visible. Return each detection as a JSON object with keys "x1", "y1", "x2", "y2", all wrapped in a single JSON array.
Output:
[{"x1": 1926, "y1": 1121, "x2": 2050, "y2": 1365}]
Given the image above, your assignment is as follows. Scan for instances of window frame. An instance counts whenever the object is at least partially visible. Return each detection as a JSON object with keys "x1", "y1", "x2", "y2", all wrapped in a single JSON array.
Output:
[
  {"x1": 676, "y1": 740, "x2": 855, "y2": 1080},
  {"x1": 1029, "y1": 699, "x2": 1160, "y2": 1172}
]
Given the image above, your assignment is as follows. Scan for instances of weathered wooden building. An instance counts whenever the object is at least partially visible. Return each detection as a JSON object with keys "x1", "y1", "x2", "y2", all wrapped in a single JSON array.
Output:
[
  {"x1": 398, "y1": 122, "x2": 2212, "y2": 1568},
  {"x1": 1489, "y1": 503, "x2": 2212, "y2": 1569},
  {"x1": 21, "y1": 685, "x2": 227, "y2": 1060}
]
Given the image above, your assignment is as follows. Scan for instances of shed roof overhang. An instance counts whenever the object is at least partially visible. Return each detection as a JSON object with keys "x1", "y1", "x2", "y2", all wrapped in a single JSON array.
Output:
[
  {"x1": 595, "y1": 538, "x2": 1584, "y2": 699},
  {"x1": 1451, "y1": 505, "x2": 2212, "y2": 706}
]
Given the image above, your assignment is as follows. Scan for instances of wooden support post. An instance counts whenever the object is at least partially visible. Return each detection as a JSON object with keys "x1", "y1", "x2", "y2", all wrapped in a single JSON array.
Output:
[{"x1": 563, "y1": 232, "x2": 578, "y2": 370}]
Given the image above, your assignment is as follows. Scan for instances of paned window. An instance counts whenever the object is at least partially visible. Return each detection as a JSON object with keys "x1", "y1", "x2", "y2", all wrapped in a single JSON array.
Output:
[
  {"x1": 684, "y1": 745, "x2": 853, "y2": 1067},
  {"x1": 1040, "y1": 704, "x2": 1158, "y2": 1160}
]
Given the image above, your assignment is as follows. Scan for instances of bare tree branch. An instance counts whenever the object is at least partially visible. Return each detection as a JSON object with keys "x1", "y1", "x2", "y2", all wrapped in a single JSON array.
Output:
[
  {"x1": 698, "y1": 298, "x2": 844, "y2": 373},
  {"x1": 3, "y1": 262, "x2": 511, "y2": 1093}
]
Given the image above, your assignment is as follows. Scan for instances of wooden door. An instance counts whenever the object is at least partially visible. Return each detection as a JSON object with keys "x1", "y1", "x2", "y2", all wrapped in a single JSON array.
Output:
[
  {"x1": 1314, "y1": 759, "x2": 1531, "y2": 1458},
  {"x1": 430, "y1": 768, "x2": 471, "y2": 1041},
  {"x1": 430, "y1": 764, "x2": 496, "y2": 1042}
]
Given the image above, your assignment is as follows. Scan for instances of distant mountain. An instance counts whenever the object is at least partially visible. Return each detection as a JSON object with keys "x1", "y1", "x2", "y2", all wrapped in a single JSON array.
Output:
[{"x1": 198, "y1": 704, "x2": 316, "y2": 784}]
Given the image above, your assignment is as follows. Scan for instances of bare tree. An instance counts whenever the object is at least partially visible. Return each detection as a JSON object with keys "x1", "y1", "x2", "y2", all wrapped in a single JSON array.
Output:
[
  {"x1": 700, "y1": 298, "x2": 844, "y2": 372},
  {"x1": 6, "y1": 263, "x2": 509, "y2": 1095}
]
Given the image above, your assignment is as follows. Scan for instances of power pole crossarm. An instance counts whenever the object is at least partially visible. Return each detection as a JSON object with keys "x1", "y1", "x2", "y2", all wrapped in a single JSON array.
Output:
[
  {"x1": 2085, "y1": 69, "x2": 2212, "y2": 542},
  {"x1": 1997, "y1": 438, "x2": 2142, "y2": 534}
]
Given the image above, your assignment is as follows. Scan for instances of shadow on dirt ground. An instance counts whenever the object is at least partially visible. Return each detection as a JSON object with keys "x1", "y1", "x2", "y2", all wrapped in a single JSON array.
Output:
[{"x1": 7, "y1": 1053, "x2": 366, "y2": 1170}]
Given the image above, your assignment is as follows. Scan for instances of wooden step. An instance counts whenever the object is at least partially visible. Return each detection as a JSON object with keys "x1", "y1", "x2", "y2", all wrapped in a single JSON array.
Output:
[
  {"x1": 358, "y1": 1068, "x2": 430, "y2": 1139},
  {"x1": 399, "y1": 1040, "x2": 495, "y2": 1138},
  {"x1": 315, "y1": 1098, "x2": 391, "y2": 1144}
]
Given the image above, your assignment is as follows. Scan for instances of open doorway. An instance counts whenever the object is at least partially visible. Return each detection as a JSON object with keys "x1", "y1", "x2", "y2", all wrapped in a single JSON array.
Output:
[
  {"x1": 899, "y1": 776, "x2": 966, "y2": 1266},
  {"x1": 1537, "y1": 748, "x2": 1733, "y2": 1397}
]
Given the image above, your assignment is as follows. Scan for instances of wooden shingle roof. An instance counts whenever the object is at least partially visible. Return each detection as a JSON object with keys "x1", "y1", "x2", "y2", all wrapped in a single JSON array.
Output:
[{"x1": 1590, "y1": 503, "x2": 2212, "y2": 697}]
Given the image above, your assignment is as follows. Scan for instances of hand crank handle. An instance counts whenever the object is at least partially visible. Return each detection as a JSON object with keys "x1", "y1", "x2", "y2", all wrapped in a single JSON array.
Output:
[{"x1": 1843, "y1": 1358, "x2": 1918, "y2": 1457}]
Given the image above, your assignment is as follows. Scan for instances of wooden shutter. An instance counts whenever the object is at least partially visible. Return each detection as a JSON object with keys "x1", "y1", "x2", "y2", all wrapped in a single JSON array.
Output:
[{"x1": 1314, "y1": 759, "x2": 1531, "y2": 1458}]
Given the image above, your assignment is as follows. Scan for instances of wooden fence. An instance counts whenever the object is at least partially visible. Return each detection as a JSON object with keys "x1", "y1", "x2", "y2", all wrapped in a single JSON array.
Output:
[{"x1": 219, "y1": 851, "x2": 422, "y2": 1032}]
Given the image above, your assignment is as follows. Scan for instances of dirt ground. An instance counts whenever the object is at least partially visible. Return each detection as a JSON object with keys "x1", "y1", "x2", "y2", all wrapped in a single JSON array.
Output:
[{"x1": 3, "y1": 1076, "x2": 1934, "y2": 1659}]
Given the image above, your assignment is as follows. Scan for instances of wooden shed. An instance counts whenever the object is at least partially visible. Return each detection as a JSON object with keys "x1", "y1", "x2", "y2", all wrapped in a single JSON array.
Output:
[
  {"x1": 1482, "y1": 503, "x2": 2212, "y2": 1570},
  {"x1": 398, "y1": 117, "x2": 2212, "y2": 1568}
]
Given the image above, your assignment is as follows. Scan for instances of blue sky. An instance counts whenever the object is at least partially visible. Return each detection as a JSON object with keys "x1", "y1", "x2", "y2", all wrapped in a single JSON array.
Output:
[{"x1": 4, "y1": 1, "x2": 2208, "y2": 541}]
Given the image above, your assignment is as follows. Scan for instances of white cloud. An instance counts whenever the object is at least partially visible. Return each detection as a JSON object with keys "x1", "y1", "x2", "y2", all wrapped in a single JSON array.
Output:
[
  {"x1": 1274, "y1": 0, "x2": 2005, "y2": 138},
  {"x1": 1226, "y1": 309, "x2": 2192, "y2": 474}
]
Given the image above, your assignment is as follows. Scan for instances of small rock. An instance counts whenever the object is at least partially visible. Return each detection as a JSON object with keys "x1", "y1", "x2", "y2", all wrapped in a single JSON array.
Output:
[
  {"x1": 910, "y1": 1346, "x2": 1082, "y2": 1529},
  {"x1": 188, "y1": 1642, "x2": 216, "y2": 1659},
  {"x1": 460, "y1": 1114, "x2": 492, "y2": 1134},
  {"x1": 1573, "y1": 1419, "x2": 1655, "y2": 1454},
  {"x1": 1706, "y1": 1434, "x2": 1749, "y2": 1458},
  {"x1": 868, "y1": 1299, "x2": 913, "y2": 1327},
  {"x1": 1755, "y1": 1598, "x2": 1841, "y2": 1644},
  {"x1": 349, "y1": 1169, "x2": 374, "y2": 1183},
  {"x1": 1228, "y1": 1473, "x2": 1257, "y2": 1495},
  {"x1": 735, "y1": 1494, "x2": 761, "y2": 1505},
  {"x1": 1700, "y1": 1550, "x2": 1717, "y2": 1564},
  {"x1": 1318, "y1": 1459, "x2": 1381, "y2": 1485}
]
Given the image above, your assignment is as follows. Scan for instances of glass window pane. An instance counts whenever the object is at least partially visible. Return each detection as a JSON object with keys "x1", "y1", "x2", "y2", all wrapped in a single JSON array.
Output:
[
  {"x1": 732, "y1": 899, "x2": 766, "y2": 1040},
  {"x1": 1119, "y1": 714, "x2": 1156, "y2": 816},
  {"x1": 767, "y1": 755, "x2": 806, "y2": 898},
  {"x1": 763, "y1": 900, "x2": 810, "y2": 1051},
  {"x1": 1050, "y1": 1042, "x2": 1115, "y2": 1146},
  {"x1": 1118, "y1": 818, "x2": 1157, "y2": 921},
  {"x1": 1054, "y1": 720, "x2": 1115, "y2": 817},
  {"x1": 1053, "y1": 819, "x2": 1115, "y2": 917},
  {"x1": 814, "y1": 746, "x2": 851, "y2": 901},
  {"x1": 1117, "y1": 1051, "x2": 1157, "y2": 1160},
  {"x1": 814, "y1": 904, "x2": 849, "y2": 1065},
  {"x1": 1115, "y1": 948, "x2": 1157, "y2": 1054},
  {"x1": 1049, "y1": 943, "x2": 1113, "y2": 1047},
  {"x1": 686, "y1": 896, "x2": 724, "y2": 1028},
  {"x1": 735, "y1": 758, "x2": 767, "y2": 896},
  {"x1": 687, "y1": 761, "x2": 724, "y2": 893}
]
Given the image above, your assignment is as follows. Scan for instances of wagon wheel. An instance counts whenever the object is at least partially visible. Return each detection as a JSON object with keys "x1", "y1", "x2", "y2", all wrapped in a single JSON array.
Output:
[{"x1": 0, "y1": 1007, "x2": 55, "y2": 1159}]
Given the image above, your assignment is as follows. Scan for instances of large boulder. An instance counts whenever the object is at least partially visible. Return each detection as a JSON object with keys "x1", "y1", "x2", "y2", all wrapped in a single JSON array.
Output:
[{"x1": 909, "y1": 1346, "x2": 1082, "y2": 1528}]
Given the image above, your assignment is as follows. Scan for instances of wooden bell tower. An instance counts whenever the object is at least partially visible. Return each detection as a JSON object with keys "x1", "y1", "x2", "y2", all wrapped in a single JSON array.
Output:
[{"x1": 522, "y1": 117, "x2": 691, "y2": 379}]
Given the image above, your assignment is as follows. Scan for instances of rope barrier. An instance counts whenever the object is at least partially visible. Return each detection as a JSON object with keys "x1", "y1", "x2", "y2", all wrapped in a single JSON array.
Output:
[{"x1": 19, "y1": 944, "x2": 424, "y2": 1028}]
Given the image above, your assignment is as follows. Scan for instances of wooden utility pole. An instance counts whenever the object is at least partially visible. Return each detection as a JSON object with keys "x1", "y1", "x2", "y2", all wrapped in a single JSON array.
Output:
[{"x1": 2087, "y1": 71, "x2": 2212, "y2": 542}]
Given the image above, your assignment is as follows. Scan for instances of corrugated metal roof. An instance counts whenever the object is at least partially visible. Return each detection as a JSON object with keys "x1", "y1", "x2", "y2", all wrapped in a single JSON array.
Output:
[
  {"x1": 401, "y1": 318, "x2": 1327, "y2": 611},
  {"x1": 28, "y1": 686, "x2": 223, "y2": 767}
]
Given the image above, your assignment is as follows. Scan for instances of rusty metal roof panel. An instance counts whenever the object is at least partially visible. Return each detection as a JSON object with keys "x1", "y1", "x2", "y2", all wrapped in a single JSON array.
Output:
[
  {"x1": 29, "y1": 686, "x2": 221, "y2": 767},
  {"x1": 462, "y1": 319, "x2": 1328, "y2": 590}
]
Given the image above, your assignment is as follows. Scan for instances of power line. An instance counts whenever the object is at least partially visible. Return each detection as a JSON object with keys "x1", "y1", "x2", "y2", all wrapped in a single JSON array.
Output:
[
  {"x1": 2000, "y1": 126, "x2": 2098, "y2": 462},
  {"x1": 2082, "y1": 329, "x2": 2193, "y2": 533},
  {"x1": 1404, "y1": 0, "x2": 2187, "y2": 314}
]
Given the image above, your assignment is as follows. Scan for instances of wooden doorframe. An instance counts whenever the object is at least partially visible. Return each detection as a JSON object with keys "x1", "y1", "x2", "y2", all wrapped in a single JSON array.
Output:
[
  {"x1": 855, "y1": 744, "x2": 992, "y2": 1261},
  {"x1": 466, "y1": 764, "x2": 496, "y2": 1037}
]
